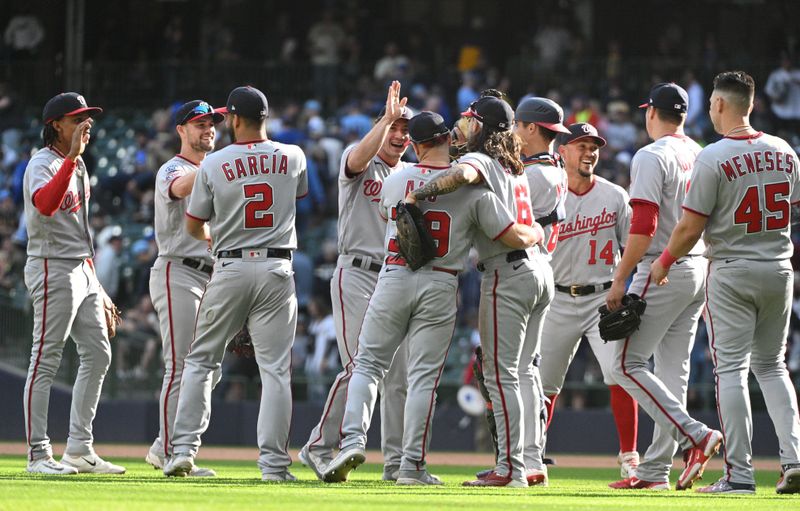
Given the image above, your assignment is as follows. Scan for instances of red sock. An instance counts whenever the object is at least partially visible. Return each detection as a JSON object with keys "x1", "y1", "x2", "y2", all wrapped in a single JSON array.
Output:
[
  {"x1": 609, "y1": 385, "x2": 638, "y2": 453},
  {"x1": 545, "y1": 394, "x2": 558, "y2": 430}
]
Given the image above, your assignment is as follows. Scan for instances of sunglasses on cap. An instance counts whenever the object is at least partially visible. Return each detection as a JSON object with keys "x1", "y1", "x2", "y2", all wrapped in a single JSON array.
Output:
[{"x1": 179, "y1": 102, "x2": 214, "y2": 125}]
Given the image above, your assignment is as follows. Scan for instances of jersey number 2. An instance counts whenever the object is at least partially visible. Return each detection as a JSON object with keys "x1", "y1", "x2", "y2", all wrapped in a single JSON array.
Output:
[
  {"x1": 243, "y1": 183, "x2": 274, "y2": 228},
  {"x1": 733, "y1": 182, "x2": 790, "y2": 234}
]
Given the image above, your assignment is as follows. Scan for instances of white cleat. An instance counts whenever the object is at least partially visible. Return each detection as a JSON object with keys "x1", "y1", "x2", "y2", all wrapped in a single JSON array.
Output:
[
  {"x1": 298, "y1": 445, "x2": 328, "y2": 481},
  {"x1": 27, "y1": 457, "x2": 79, "y2": 475},
  {"x1": 262, "y1": 471, "x2": 297, "y2": 482},
  {"x1": 163, "y1": 454, "x2": 194, "y2": 477},
  {"x1": 323, "y1": 446, "x2": 366, "y2": 483},
  {"x1": 189, "y1": 466, "x2": 216, "y2": 477},
  {"x1": 618, "y1": 451, "x2": 640, "y2": 479},
  {"x1": 145, "y1": 451, "x2": 164, "y2": 469},
  {"x1": 61, "y1": 453, "x2": 126, "y2": 474}
]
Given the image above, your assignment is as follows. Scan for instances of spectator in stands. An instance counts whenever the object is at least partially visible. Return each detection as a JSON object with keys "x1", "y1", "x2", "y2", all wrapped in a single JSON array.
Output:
[
  {"x1": 304, "y1": 297, "x2": 338, "y2": 401},
  {"x1": 115, "y1": 295, "x2": 160, "y2": 381},
  {"x1": 94, "y1": 229, "x2": 123, "y2": 301},
  {"x1": 604, "y1": 101, "x2": 637, "y2": 155},
  {"x1": 684, "y1": 71, "x2": 708, "y2": 139},
  {"x1": 765, "y1": 52, "x2": 800, "y2": 138},
  {"x1": 308, "y1": 10, "x2": 345, "y2": 111},
  {"x1": 374, "y1": 42, "x2": 410, "y2": 85},
  {"x1": 3, "y1": 10, "x2": 44, "y2": 60}
]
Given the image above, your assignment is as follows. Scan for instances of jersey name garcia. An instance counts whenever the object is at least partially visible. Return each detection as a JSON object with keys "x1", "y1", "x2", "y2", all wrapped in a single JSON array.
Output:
[
  {"x1": 186, "y1": 139, "x2": 308, "y2": 253},
  {"x1": 24, "y1": 147, "x2": 94, "y2": 259},
  {"x1": 380, "y1": 164, "x2": 515, "y2": 272},
  {"x1": 629, "y1": 134, "x2": 704, "y2": 256},
  {"x1": 683, "y1": 132, "x2": 800, "y2": 260},
  {"x1": 551, "y1": 176, "x2": 630, "y2": 285},
  {"x1": 337, "y1": 144, "x2": 407, "y2": 261},
  {"x1": 154, "y1": 155, "x2": 211, "y2": 261}
]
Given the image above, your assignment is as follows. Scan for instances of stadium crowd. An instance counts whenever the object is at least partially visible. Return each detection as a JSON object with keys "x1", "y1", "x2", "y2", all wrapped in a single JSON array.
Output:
[{"x1": 2, "y1": 7, "x2": 800, "y2": 408}]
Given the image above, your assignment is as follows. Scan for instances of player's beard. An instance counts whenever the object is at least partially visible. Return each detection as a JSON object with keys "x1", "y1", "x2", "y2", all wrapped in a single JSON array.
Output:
[
  {"x1": 191, "y1": 138, "x2": 214, "y2": 153},
  {"x1": 577, "y1": 165, "x2": 594, "y2": 178}
]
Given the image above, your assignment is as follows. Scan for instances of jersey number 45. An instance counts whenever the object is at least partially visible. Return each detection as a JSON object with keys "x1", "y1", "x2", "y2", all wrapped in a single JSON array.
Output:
[{"x1": 733, "y1": 182, "x2": 789, "y2": 234}]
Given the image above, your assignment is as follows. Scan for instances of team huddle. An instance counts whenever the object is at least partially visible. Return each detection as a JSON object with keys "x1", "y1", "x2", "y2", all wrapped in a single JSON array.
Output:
[{"x1": 19, "y1": 71, "x2": 800, "y2": 494}]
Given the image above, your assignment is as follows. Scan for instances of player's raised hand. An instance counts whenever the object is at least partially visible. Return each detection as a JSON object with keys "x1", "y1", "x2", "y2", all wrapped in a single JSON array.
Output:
[
  {"x1": 68, "y1": 118, "x2": 93, "y2": 160},
  {"x1": 383, "y1": 80, "x2": 408, "y2": 123}
]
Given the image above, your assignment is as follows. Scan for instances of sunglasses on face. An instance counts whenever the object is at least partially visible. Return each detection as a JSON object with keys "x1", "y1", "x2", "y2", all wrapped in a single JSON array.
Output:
[{"x1": 179, "y1": 102, "x2": 212, "y2": 125}]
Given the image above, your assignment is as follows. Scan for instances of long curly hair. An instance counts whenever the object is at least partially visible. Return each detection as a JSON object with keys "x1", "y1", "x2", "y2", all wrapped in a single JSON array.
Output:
[
  {"x1": 42, "y1": 123, "x2": 59, "y2": 147},
  {"x1": 468, "y1": 128, "x2": 525, "y2": 175}
]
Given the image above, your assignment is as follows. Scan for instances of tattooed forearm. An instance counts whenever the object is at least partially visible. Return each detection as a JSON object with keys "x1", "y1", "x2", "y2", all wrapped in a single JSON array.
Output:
[{"x1": 411, "y1": 167, "x2": 469, "y2": 200}]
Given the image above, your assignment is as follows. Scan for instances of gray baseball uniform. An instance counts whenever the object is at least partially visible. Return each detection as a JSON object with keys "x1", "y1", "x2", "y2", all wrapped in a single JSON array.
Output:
[
  {"x1": 520, "y1": 154, "x2": 566, "y2": 473},
  {"x1": 683, "y1": 131, "x2": 800, "y2": 485},
  {"x1": 540, "y1": 176, "x2": 631, "y2": 395},
  {"x1": 461, "y1": 152, "x2": 553, "y2": 483},
  {"x1": 339, "y1": 163, "x2": 518, "y2": 476},
  {"x1": 22, "y1": 146, "x2": 111, "y2": 461},
  {"x1": 171, "y1": 138, "x2": 307, "y2": 477},
  {"x1": 305, "y1": 144, "x2": 408, "y2": 471},
  {"x1": 612, "y1": 134, "x2": 713, "y2": 484},
  {"x1": 148, "y1": 155, "x2": 217, "y2": 461}
]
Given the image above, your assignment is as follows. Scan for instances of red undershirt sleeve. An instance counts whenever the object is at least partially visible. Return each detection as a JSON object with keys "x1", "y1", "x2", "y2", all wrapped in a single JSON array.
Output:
[
  {"x1": 629, "y1": 200, "x2": 659, "y2": 237},
  {"x1": 31, "y1": 158, "x2": 77, "y2": 217}
]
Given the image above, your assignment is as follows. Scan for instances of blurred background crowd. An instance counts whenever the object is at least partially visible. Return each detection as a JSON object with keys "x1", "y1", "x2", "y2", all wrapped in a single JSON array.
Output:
[{"x1": 1, "y1": 0, "x2": 800, "y2": 413}]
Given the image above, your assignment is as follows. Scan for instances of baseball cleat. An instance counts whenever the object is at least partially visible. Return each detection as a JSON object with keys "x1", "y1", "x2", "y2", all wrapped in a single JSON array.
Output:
[
  {"x1": 396, "y1": 470, "x2": 443, "y2": 486},
  {"x1": 382, "y1": 466, "x2": 400, "y2": 482},
  {"x1": 26, "y1": 457, "x2": 79, "y2": 475},
  {"x1": 676, "y1": 430, "x2": 723, "y2": 490},
  {"x1": 608, "y1": 476, "x2": 670, "y2": 490},
  {"x1": 526, "y1": 468, "x2": 548, "y2": 486},
  {"x1": 163, "y1": 454, "x2": 194, "y2": 477},
  {"x1": 475, "y1": 468, "x2": 493, "y2": 479},
  {"x1": 696, "y1": 478, "x2": 755, "y2": 494},
  {"x1": 189, "y1": 466, "x2": 217, "y2": 477},
  {"x1": 776, "y1": 464, "x2": 800, "y2": 494},
  {"x1": 463, "y1": 471, "x2": 528, "y2": 487},
  {"x1": 618, "y1": 451, "x2": 640, "y2": 479},
  {"x1": 298, "y1": 445, "x2": 328, "y2": 481},
  {"x1": 145, "y1": 451, "x2": 164, "y2": 469},
  {"x1": 543, "y1": 457, "x2": 557, "y2": 466},
  {"x1": 323, "y1": 446, "x2": 365, "y2": 483},
  {"x1": 61, "y1": 453, "x2": 126, "y2": 474},
  {"x1": 262, "y1": 471, "x2": 297, "y2": 482}
]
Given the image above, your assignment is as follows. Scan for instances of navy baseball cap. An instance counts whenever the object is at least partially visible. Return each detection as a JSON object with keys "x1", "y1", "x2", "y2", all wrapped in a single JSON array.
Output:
[
  {"x1": 515, "y1": 97, "x2": 571, "y2": 134},
  {"x1": 175, "y1": 100, "x2": 225, "y2": 126},
  {"x1": 639, "y1": 83, "x2": 689, "y2": 113},
  {"x1": 461, "y1": 96, "x2": 514, "y2": 131},
  {"x1": 43, "y1": 92, "x2": 102, "y2": 123},
  {"x1": 557, "y1": 123, "x2": 607, "y2": 147},
  {"x1": 215, "y1": 86, "x2": 268, "y2": 120},
  {"x1": 409, "y1": 111, "x2": 450, "y2": 143}
]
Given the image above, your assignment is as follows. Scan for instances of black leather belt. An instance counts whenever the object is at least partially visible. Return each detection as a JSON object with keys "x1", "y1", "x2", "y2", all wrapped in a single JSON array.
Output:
[
  {"x1": 352, "y1": 256, "x2": 383, "y2": 273},
  {"x1": 477, "y1": 249, "x2": 529, "y2": 272},
  {"x1": 216, "y1": 248, "x2": 292, "y2": 260},
  {"x1": 556, "y1": 281, "x2": 612, "y2": 297},
  {"x1": 182, "y1": 258, "x2": 213, "y2": 275}
]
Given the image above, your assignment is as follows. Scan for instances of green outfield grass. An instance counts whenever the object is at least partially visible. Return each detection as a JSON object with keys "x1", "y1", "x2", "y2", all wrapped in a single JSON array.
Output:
[{"x1": 0, "y1": 455, "x2": 793, "y2": 510}]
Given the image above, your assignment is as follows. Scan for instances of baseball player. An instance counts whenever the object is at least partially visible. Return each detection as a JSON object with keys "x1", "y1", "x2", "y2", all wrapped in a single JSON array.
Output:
[
  {"x1": 405, "y1": 96, "x2": 553, "y2": 487},
  {"x1": 606, "y1": 83, "x2": 721, "y2": 491},
  {"x1": 512, "y1": 97, "x2": 570, "y2": 484},
  {"x1": 22, "y1": 92, "x2": 125, "y2": 474},
  {"x1": 534, "y1": 123, "x2": 640, "y2": 480},
  {"x1": 163, "y1": 86, "x2": 307, "y2": 481},
  {"x1": 300, "y1": 81, "x2": 410, "y2": 482},
  {"x1": 652, "y1": 71, "x2": 800, "y2": 494},
  {"x1": 324, "y1": 111, "x2": 545, "y2": 485},
  {"x1": 145, "y1": 100, "x2": 224, "y2": 477}
]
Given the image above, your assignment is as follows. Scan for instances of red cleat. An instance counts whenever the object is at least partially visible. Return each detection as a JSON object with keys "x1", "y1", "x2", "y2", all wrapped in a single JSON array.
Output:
[
  {"x1": 526, "y1": 469, "x2": 548, "y2": 486},
  {"x1": 676, "y1": 430, "x2": 723, "y2": 491},
  {"x1": 608, "y1": 476, "x2": 670, "y2": 490},
  {"x1": 463, "y1": 471, "x2": 528, "y2": 487}
]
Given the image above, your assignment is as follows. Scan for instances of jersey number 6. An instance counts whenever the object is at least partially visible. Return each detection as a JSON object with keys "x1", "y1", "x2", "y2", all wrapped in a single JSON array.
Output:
[{"x1": 243, "y1": 183, "x2": 274, "y2": 228}]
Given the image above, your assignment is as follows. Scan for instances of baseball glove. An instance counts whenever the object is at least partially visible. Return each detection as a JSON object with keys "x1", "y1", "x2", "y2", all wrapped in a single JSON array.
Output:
[
  {"x1": 598, "y1": 294, "x2": 647, "y2": 341},
  {"x1": 104, "y1": 302, "x2": 121, "y2": 339},
  {"x1": 227, "y1": 325, "x2": 255, "y2": 358},
  {"x1": 394, "y1": 201, "x2": 436, "y2": 271}
]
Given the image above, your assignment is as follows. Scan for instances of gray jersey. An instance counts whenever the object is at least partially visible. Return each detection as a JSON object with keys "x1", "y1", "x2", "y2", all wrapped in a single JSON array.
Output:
[
  {"x1": 629, "y1": 135, "x2": 704, "y2": 256},
  {"x1": 23, "y1": 147, "x2": 94, "y2": 259},
  {"x1": 381, "y1": 164, "x2": 516, "y2": 272},
  {"x1": 337, "y1": 144, "x2": 407, "y2": 260},
  {"x1": 524, "y1": 156, "x2": 567, "y2": 257},
  {"x1": 186, "y1": 139, "x2": 308, "y2": 253},
  {"x1": 459, "y1": 152, "x2": 533, "y2": 261},
  {"x1": 154, "y1": 155, "x2": 212, "y2": 261},
  {"x1": 683, "y1": 132, "x2": 800, "y2": 260},
  {"x1": 551, "y1": 176, "x2": 630, "y2": 285}
]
